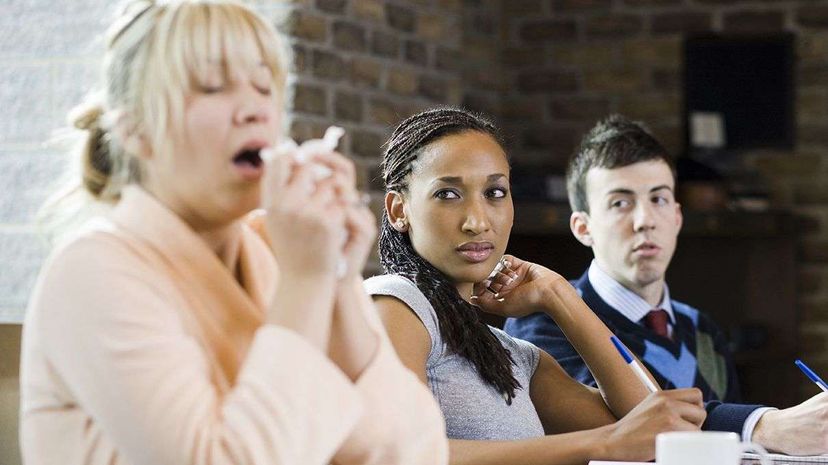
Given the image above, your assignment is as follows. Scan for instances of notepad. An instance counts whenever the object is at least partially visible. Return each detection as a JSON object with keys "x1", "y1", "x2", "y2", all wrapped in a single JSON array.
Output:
[{"x1": 743, "y1": 452, "x2": 828, "y2": 464}]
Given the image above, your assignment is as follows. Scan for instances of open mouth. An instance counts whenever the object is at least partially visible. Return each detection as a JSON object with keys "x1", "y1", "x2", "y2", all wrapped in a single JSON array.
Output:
[{"x1": 232, "y1": 148, "x2": 264, "y2": 169}]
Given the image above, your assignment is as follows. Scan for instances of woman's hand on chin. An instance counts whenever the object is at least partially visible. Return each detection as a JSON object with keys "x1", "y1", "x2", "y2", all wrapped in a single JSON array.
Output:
[{"x1": 470, "y1": 254, "x2": 567, "y2": 318}]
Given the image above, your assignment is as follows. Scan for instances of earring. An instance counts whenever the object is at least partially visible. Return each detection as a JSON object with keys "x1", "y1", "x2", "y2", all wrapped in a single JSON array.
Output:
[{"x1": 395, "y1": 220, "x2": 408, "y2": 231}]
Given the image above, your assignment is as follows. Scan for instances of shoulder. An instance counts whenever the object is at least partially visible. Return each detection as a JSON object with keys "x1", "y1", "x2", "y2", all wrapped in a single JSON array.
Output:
[
  {"x1": 29, "y1": 218, "x2": 177, "y2": 329},
  {"x1": 367, "y1": 275, "x2": 436, "y2": 370},
  {"x1": 364, "y1": 275, "x2": 437, "y2": 328},
  {"x1": 490, "y1": 327, "x2": 541, "y2": 374}
]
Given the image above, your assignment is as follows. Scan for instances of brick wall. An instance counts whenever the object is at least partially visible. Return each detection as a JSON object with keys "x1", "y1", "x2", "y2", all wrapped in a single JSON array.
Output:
[{"x1": 500, "y1": 0, "x2": 828, "y2": 399}]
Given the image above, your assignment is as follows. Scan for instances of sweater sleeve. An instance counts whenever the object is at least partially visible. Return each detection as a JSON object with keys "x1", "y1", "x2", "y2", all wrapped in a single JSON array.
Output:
[
  {"x1": 703, "y1": 401, "x2": 763, "y2": 434},
  {"x1": 34, "y1": 236, "x2": 364, "y2": 465},
  {"x1": 504, "y1": 313, "x2": 597, "y2": 387},
  {"x1": 331, "y1": 286, "x2": 449, "y2": 465}
]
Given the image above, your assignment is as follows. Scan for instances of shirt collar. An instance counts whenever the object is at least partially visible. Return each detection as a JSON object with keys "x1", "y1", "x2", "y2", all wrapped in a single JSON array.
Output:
[{"x1": 587, "y1": 260, "x2": 675, "y2": 325}]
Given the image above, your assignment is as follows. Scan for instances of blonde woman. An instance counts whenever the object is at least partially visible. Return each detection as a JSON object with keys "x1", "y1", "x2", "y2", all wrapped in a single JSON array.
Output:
[{"x1": 19, "y1": 2, "x2": 447, "y2": 465}]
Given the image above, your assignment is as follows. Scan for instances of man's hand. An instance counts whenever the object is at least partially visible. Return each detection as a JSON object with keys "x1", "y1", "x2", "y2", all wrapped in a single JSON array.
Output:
[{"x1": 753, "y1": 393, "x2": 828, "y2": 455}]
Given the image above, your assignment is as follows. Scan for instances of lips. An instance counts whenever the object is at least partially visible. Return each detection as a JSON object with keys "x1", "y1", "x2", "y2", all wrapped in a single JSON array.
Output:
[
  {"x1": 231, "y1": 141, "x2": 268, "y2": 181},
  {"x1": 456, "y1": 242, "x2": 495, "y2": 263},
  {"x1": 633, "y1": 241, "x2": 661, "y2": 257}
]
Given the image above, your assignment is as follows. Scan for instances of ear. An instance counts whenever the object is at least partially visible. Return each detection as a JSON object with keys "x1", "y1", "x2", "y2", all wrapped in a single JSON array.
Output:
[
  {"x1": 385, "y1": 191, "x2": 409, "y2": 233},
  {"x1": 570, "y1": 211, "x2": 593, "y2": 247},
  {"x1": 675, "y1": 201, "x2": 684, "y2": 232},
  {"x1": 112, "y1": 113, "x2": 152, "y2": 160}
]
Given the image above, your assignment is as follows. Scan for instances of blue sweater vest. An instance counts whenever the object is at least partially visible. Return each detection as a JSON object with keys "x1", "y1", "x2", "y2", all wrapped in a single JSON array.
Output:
[{"x1": 504, "y1": 270, "x2": 763, "y2": 434}]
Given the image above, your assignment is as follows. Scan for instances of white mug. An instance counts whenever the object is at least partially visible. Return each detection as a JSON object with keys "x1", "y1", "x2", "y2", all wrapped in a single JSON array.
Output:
[{"x1": 656, "y1": 431, "x2": 770, "y2": 465}]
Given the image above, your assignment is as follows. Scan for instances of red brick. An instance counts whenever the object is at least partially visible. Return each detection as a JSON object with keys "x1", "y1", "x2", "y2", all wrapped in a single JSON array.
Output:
[
  {"x1": 418, "y1": 74, "x2": 450, "y2": 102},
  {"x1": 799, "y1": 65, "x2": 828, "y2": 89},
  {"x1": 334, "y1": 91, "x2": 364, "y2": 123},
  {"x1": 652, "y1": 68, "x2": 679, "y2": 91},
  {"x1": 652, "y1": 12, "x2": 712, "y2": 35},
  {"x1": 502, "y1": 98, "x2": 544, "y2": 122},
  {"x1": 333, "y1": 21, "x2": 366, "y2": 53},
  {"x1": 552, "y1": 0, "x2": 612, "y2": 12},
  {"x1": 316, "y1": 0, "x2": 346, "y2": 13},
  {"x1": 435, "y1": 47, "x2": 462, "y2": 72},
  {"x1": 520, "y1": 19, "x2": 578, "y2": 42},
  {"x1": 387, "y1": 67, "x2": 419, "y2": 96},
  {"x1": 386, "y1": 4, "x2": 416, "y2": 32},
  {"x1": 292, "y1": 84, "x2": 327, "y2": 116},
  {"x1": 794, "y1": 184, "x2": 828, "y2": 206},
  {"x1": 798, "y1": 6, "x2": 828, "y2": 29},
  {"x1": 371, "y1": 30, "x2": 399, "y2": 59},
  {"x1": 404, "y1": 40, "x2": 429, "y2": 67},
  {"x1": 349, "y1": 57, "x2": 382, "y2": 89},
  {"x1": 503, "y1": 47, "x2": 545, "y2": 68},
  {"x1": 462, "y1": 92, "x2": 501, "y2": 118},
  {"x1": 287, "y1": 11, "x2": 328, "y2": 43},
  {"x1": 354, "y1": 0, "x2": 384, "y2": 23},
  {"x1": 800, "y1": 240, "x2": 828, "y2": 264},
  {"x1": 799, "y1": 124, "x2": 828, "y2": 147},
  {"x1": 622, "y1": 37, "x2": 680, "y2": 66},
  {"x1": 724, "y1": 11, "x2": 786, "y2": 33},
  {"x1": 618, "y1": 93, "x2": 680, "y2": 121},
  {"x1": 550, "y1": 43, "x2": 616, "y2": 68},
  {"x1": 312, "y1": 49, "x2": 347, "y2": 81},
  {"x1": 548, "y1": 97, "x2": 610, "y2": 122},
  {"x1": 517, "y1": 70, "x2": 579, "y2": 93},
  {"x1": 798, "y1": 267, "x2": 823, "y2": 295},
  {"x1": 291, "y1": 44, "x2": 307, "y2": 74},
  {"x1": 367, "y1": 97, "x2": 400, "y2": 126},
  {"x1": 798, "y1": 33, "x2": 828, "y2": 65},
  {"x1": 419, "y1": 12, "x2": 459, "y2": 43},
  {"x1": 585, "y1": 14, "x2": 643, "y2": 39},
  {"x1": 583, "y1": 68, "x2": 647, "y2": 92},
  {"x1": 623, "y1": 0, "x2": 682, "y2": 6},
  {"x1": 290, "y1": 119, "x2": 328, "y2": 143},
  {"x1": 350, "y1": 129, "x2": 385, "y2": 159}
]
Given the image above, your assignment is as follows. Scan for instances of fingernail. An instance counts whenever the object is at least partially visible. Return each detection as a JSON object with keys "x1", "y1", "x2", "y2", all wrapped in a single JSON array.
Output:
[
  {"x1": 505, "y1": 277, "x2": 514, "y2": 286},
  {"x1": 470, "y1": 295, "x2": 479, "y2": 300}
]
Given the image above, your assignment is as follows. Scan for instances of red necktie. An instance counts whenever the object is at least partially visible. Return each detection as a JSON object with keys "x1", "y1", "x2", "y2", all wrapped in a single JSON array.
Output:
[{"x1": 644, "y1": 309, "x2": 671, "y2": 340}]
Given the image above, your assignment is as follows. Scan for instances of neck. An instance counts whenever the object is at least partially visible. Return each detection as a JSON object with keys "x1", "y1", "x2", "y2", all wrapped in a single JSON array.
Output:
[
  {"x1": 633, "y1": 280, "x2": 664, "y2": 307},
  {"x1": 455, "y1": 282, "x2": 475, "y2": 303},
  {"x1": 141, "y1": 183, "x2": 243, "y2": 273}
]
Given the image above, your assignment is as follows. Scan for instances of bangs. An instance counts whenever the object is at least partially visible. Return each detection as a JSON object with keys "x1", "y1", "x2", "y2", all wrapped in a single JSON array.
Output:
[
  {"x1": 139, "y1": 1, "x2": 287, "y2": 147},
  {"x1": 166, "y1": 2, "x2": 286, "y2": 92}
]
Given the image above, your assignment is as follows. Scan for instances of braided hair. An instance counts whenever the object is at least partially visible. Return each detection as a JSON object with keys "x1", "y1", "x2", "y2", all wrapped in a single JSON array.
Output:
[{"x1": 379, "y1": 107, "x2": 520, "y2": 404}]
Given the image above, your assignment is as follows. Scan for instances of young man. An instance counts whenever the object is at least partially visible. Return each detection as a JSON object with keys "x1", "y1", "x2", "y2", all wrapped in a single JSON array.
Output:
[{"x1": 505, "y1": 115, "x2": 828, "y2": 455}]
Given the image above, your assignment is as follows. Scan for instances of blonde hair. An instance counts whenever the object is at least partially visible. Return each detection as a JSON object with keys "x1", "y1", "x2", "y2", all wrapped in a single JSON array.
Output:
[{"x1": 47, "y1": 0, "x2": 288, "y2": 218}]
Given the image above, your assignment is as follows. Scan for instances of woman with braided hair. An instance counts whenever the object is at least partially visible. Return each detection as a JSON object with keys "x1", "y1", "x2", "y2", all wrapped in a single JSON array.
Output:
[
  {"x1": 19, "y1": 2, "x2": 447, "y2": 464},
  {"x1": 366, "y1": 107, "x2": 708, "y2": 465}
]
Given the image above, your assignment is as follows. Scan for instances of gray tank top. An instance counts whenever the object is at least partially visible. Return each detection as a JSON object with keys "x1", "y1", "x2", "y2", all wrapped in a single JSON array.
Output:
[{"x1": 364, "y1": 274, "x2": 545, "y2": 440}]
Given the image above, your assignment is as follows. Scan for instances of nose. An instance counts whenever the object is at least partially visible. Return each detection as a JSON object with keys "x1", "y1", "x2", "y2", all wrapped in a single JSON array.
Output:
[
  {"x1": 461, "y1": 199, "x2": 491, "y2": 235},
  {"x1": 633, "y1": 202, "x2": 656, "y2": 232},
  {"x1": 233, "y1": 86, "x2": 272, "y2": 126}
]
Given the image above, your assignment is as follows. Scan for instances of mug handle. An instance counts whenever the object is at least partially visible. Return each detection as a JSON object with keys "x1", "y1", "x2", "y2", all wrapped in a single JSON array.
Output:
[{"x1": 741, "y1": 441, "x2": 771, "y2": 465}]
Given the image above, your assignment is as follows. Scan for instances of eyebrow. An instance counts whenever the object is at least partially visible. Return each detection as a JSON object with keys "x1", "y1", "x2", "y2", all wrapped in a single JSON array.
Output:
[
  {"x1": 605, "y1": 185, "x2": 674, "y2": 196},
  {"x1": 434, "y1": 173, "x2": 507, "y2": 184}
]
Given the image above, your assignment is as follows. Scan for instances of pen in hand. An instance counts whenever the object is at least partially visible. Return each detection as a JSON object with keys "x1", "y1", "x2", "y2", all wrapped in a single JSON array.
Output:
[
  {"x1": 795, "y1": 359, "x2": 828, "y2": 393},
  {"x1": 611, "y1": 335, "x2": 660, "y2": 393}
]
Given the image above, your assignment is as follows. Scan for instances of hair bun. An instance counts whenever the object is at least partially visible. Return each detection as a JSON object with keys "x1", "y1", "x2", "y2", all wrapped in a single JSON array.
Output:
[{"x1": 71, "y1": 103, "x2": 105, "y2": 132}]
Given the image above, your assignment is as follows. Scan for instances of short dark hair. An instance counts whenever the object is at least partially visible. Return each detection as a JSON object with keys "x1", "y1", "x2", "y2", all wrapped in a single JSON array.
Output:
[{"x1": 566, "y1": 114, "x2": 675, "y2": 213}]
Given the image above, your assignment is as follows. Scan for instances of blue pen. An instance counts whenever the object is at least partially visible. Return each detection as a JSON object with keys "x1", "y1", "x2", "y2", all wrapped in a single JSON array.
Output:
[
  {"x1": 611, "y1": 336, "x2": 659, "y2": 393},
  {"x1": 795, "y1": 359, "x2": 828, "y2": 393}
]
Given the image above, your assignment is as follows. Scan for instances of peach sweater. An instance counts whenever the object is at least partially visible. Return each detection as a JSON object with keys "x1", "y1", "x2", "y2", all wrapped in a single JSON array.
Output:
[{"x1": 19, "y1": 186, "x2": 447, "y2": 465}]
